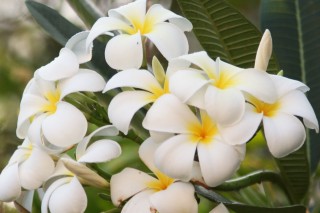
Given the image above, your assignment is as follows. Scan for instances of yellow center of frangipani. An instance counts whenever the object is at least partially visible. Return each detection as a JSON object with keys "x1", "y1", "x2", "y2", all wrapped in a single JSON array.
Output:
[
  {"x1": 213, "y1": 70, "x2": 236, "y2": 89},
  {"x1": 249, "y1": 96, "x2": 281, "y2": 117},
  {"x1": 149, "y1": 78, "x2": 169, "y2": 102},
  {"x1": 127, "y1": 16, "x2": 154, "y2": 35},
  {"x1": 147, "y1": 171, "x2": 175, "y2": 191},
  {"x1": 188, "y1": 111, "x2": 218, "y2": 144},
  {"x1": 41, "y1": 90, "x2": 61, "y2": 114}
]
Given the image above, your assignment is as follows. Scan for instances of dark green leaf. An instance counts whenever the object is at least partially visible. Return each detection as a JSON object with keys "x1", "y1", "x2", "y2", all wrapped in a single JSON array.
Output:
[
  {"x1": 176, "y1": 0, "x2": 279, "y2": 73},
  {"x1": 261, "y1": 0, "x2": 320, "y2": 173},
  {"x1": 195, "y1": 185, "x2": 306, "y2": 213},
  {"x1": 67, "y1": 0, "x2": 103, "y2": 27}
]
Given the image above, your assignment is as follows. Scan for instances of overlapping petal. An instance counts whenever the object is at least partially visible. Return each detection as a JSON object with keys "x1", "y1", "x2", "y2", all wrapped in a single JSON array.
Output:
[
  {"x1": 150, "y1": 182, "x2": 198, "y2": 213},
  {"x1": 111, "y1": 168, "x2": 156, "y2": 206},
  {"x1": 0, "y1": 163, "x2": 21, "y2": 202},
  {"x1": 59, "y1": 69, "x2": 106, "y2": 99},
  {"x1": 65, "y1": 31, "x2": 93, "y2": 63},
  {"x1": 139, "y1": 138, "x2": 161, "y2": 173},
  {"x1": 105, "y1": 32, "x2": 143, "y2": 70},
  {"x1": 263, "y1": 113, "x2": 306, "y2": 158},
  {"x1": 205, "y1": 87, "x2": 245, "y2": 126},
  {"x1": 121, "y1": 190, "x2": 154, "y2": 213},
  {"x1": 108, "y1": 91, "x2": 154, "y2": 134},
  {"x1": 270, "y1": 75, "x2": 309, "y2": 96},
  {"x1": 154, "y1": 134, "x2": 197, "y2": 182},
  {"x1": 42, "y1": 101, "x2": 87, "y2": 147},
  {"x1": 36, "y1": 48, "x2": 79, "y2": 81},
  {"x1": 145, "y1": 23, "x2": 189, "y2": 60},
  {"x1": 104, "y1": 69, "x2": 162, "y2": 93},
  {"x1": 197, "y1": 140, "x2": 243, "y2": 187},
  {"x1": 210, "y1": 203, "x2": 229, "y2": 213},
  {"x1": 143, "y1": 94, "x2": 200, "y2": 134}
]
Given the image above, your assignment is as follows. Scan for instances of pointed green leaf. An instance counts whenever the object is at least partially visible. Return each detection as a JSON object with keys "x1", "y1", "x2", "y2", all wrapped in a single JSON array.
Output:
[
  {"x1": 176, "y1": 0, "x2": 279, "y2": 73},
  {"x1": 261, "y1": 0, "x2": 320, "y2": 173},
  {"x1": 25, "y1": 0, "x2": 116, "y2": 79},
  {"x1": 67, "y1": 0, "x2": 103, "y2": 27},
  {"x1": 195, "y1": 185, "x2": 306, "y2": 213}
]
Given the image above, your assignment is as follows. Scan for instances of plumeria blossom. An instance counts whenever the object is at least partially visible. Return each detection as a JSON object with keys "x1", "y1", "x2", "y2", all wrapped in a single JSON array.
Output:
[
  {"x1": 104, "y1": 57, "x2": 170, "y2": 134},
  {"x1": 0, "y1": 138, "x2": 54, "y2": 202},
  {"x1": 168, "y1": 51, "x2": 277, "y2": 127},
  {"x1": 86, "y1": 0, "x2": 192, "y2": 70},
  {"x1": 110, "y1": 138, "x2": 198, "y2": 213},
  {"x1": 42, "y1": 126, "x2": 121, "y2": 213},
  {"x1": 17, "y1": 68, "x2": 105, "y2": 149},
  {"x1": 143, "y1": 94, "x2": 245, "y2": 187}
]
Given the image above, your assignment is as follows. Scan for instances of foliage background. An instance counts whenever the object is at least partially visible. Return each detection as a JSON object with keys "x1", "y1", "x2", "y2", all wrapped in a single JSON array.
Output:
[{"x1": 0, "y1": 0, "x2": 319, "y2": 212}]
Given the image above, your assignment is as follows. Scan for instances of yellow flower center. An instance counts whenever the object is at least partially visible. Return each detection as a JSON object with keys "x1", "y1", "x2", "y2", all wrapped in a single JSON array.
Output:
[
  {"x1": 188, "y1": 111, "x2": 218, "y2": 144},
  {"x1": 148, "y1": 78, "x2": 169, "y2": 102},
  {"x1": 214, "y1": 71, "x2": 236, "y2": 89},
  {"x1": 249, "y1": 96, "x2": 281, "y2": 117},
  {"x1": 127, "y1": 17, "x2": 154, "y2": 35},
  {"x1": 147, "y1": 171, "x2": 175, "y2": 191},
  {"x1": 41, "y1": 90, "x2": 61, "y2": 114}
]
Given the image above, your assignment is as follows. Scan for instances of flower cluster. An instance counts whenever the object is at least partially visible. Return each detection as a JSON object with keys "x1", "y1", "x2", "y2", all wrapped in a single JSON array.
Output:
[{"x1": 0, "y1": 0, "x2": 318, "y2": 212}]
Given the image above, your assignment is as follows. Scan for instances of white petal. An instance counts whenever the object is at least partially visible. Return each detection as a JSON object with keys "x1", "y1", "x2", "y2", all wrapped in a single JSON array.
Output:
[
  {"x1": 110, "y1": 168, "x2": 156, "y2": 206},
  {"x1": 32, "y1": 77, "x2": 57, "y2": 97},
  {"x1": 174, "y1": 52, "x2": 216, "y2": 77},
  {"x1": 78, "y1": 139, "x2": 121, "y2": 163},
  {"x1": 59, "y1": 69, "x2": 106, "y2": 99},
  {"x1": 210, "y1": 203, "x2": 230, "y2": 213},
  {"x1": 42, "y1": 101, "x2": 87, "y2": 147},
  {"x1": 121, "y1": 190, "x2": 154, "y2": 213},
  {"x1": 108, "y1": 0, "x2": 146, "y2": 27},
  {"x1": 145, "y1": 23, "x2": 188, "y2": 60},
  {"x1": 205, "y1": 87, "x2": 245, "y2": 126},
  {"x1": 154, "y1": 134, "x2": 197, "y2": 181},
  {"x1": 86, "y1": 17, "x2": 131, "y2": 48},
  {"x1": 104, "y1": 69, "x2": 162, "y2": 93},
  {"x1": 198, "y1": 140, "x2": 243, "y2": 187},
  {"x1": 19, "y1": 148, "x2": 55, "y2": 190},
  {"x1": 65, "y1": 31, "x2": 92, "y2": 63},
  {"x1": 16, "y1": 190, "x2": 34, "y2": 213},
  {"x1": 41, "y1": 177, "x2": 71, "y2": 213},
  {"x1": 149, "y1": 131, "x2": 174, "y2": 143},
  {"x1": 143, "y1": 94, "x2": 200, "y2": 134},
  {"x1": 254, "y1": 29, "x2": 272, "y2": 71},
  {"x1": 36, "y1": 48, "x2": 79, "y2": 81},
  {"x1": 216, "y1": 58, "x2": 241, "y2": 79},
  {"x1": 48, "y1": 177, "x2": 87, "y2": 213},
  {"x1": 280, "y1": 90, "x2": 318, "y2": 132},
  {"x1": 0, "y1": 163, "x2": 21, "y2": 202},
  {"x1": 232, "y1": 68, "x2": 277, "y2": 104},
  {"x1": 263, "y1": 113, "x2": 306, "y2": 158},
  {"x1": 145, "y1": 4, "x2": 192, "y2": 31},
  {"x1": 108, "y1": 91, "x2": 154, "y2": 134},
  {"x1": 169, "y1": 70, "x2": 210, "y2": 104},
  {"x1": 139, "y1": 138, "x2": 161, "y2": 173},
  {"x1": 76, "y1": 125, "x2": 119, "y2": 160},
  {"x1": 105, "y1": 33, "x2": 143, "y2": 70},
  {"x1": 271, "y1": 75, "x2": 309, "y2": 96},
  {"x1": 16, "y1": 94, "x2": 47, "y2": 139},
  {"x1": 218, "y1": 104, "x2": 263, "y2": 145},
  {"x1": 150, "y1": 182, "x2": 197, "y2": 213}
]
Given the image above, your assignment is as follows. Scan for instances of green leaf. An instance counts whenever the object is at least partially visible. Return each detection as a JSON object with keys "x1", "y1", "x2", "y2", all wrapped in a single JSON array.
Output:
[
  {"x1": 25, "y1": 0, "x2": 116, "y2": 79},
  {"x1": 261, "y1": 0, "x2": 320, "y2": 173},
  {"x1": 195, "y1": 185, "x2": 306, "y2": 213},
  {"x1": 176, "y1": 0, "x2": 279, "y2": 73},
  {"x1": 67, "y1": 0, "x2": 103, "y2": 27}
]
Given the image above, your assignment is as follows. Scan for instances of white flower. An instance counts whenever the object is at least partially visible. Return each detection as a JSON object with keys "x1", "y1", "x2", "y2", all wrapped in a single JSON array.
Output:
[
  {"x1": 104, "y1": 57, "x2": 169, "y2": 134},
  {"x1": 0, "y1": 138, "x2": 54, "y2": 202},
  {"x1": 17, "y1": 69, "x2": 105, "y2": 148},
  {"x1": 143, "y1": 94, "x2": 245, "y2": 187},
  {"x1": 168, "y1": 51, "x2": 277, "y2": 127},
  {"x1": 110, "y1": 138, "x2": 198, "y2": 213},
  {"x1": 41, "y1": 126, "x2": 121, "y2": 213},
  {"x1": 254, "y1": 29, "x2": 272, "y2": 71},
  {"x1": 86, "y1": 0, "x2": 192, "y2": 70}
]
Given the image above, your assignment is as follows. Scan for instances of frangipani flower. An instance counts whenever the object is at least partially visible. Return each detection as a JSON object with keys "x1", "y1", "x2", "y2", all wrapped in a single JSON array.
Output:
[
  {"x1": 168, "y1": 51, "x2": 277, "y2": 127},
  {"x1": 143, "y1": 94, "x2": 245, "y2": 187},
  {"x1": 104, "y1": 57, "x2": 169, "y2": 134},
  {"x1": 41, "y1": 126, "x2": 121, "y2": 213},
  {"x1": 86, "y1": 0, "x2": 192, "y2": 70},
  {"x1": 231, "y1": 75, "x2": 319, "y2": 158},
  {"x1": 0, "y1": 138, "x2": 54, "y2": 202},
  {"x1": 110, "y1": 138, "x2": 198, "y2": 212},
  {"x1": 17, "y1": 69, "x2": 105, "y2": 148}
]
